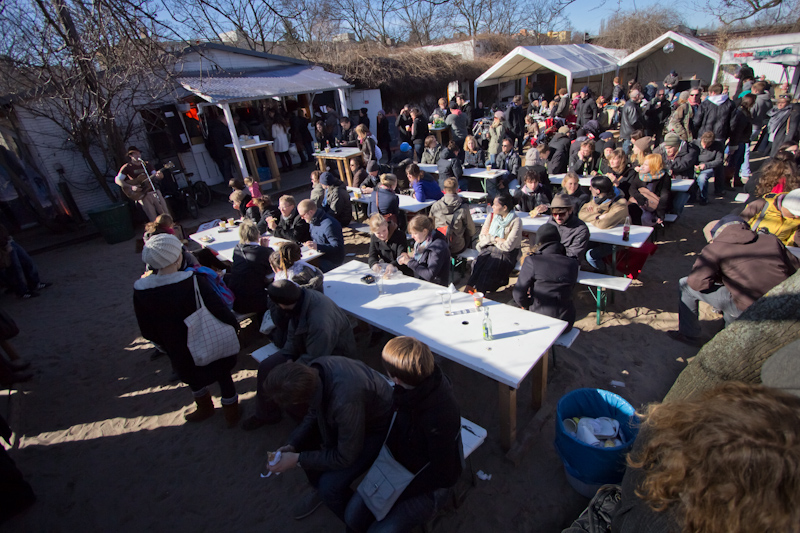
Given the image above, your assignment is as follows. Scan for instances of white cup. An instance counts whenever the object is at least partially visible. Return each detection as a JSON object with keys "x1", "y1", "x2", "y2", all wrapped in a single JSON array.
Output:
[{"x1": 440, "y1": 292, "x2": 452, "y2": 315}]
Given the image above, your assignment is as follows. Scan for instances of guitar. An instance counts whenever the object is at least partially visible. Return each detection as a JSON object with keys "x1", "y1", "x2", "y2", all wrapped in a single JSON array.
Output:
[{"x1": 120, "y1": 161, "x2": 175, "y2": 201}]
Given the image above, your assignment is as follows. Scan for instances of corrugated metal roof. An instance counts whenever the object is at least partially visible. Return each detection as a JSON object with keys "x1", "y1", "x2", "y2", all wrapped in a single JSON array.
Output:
[
  {"x1": 178, "y1": 65, "x2": 351, "y2": 104},
  {"x1": 476, "y1": 44, "x2": 622, "y2": 88}
]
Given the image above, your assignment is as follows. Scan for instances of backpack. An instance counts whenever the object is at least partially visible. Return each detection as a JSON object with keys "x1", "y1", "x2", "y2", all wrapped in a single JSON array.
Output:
[{"x1": 186, "y1": 266, "x2": 235, "y2": 308}]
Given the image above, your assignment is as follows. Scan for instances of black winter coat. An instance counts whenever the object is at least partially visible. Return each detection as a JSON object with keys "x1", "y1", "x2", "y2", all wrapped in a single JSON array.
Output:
[
  {"x1": 368, "y1": 222, "x2": 411, "y2": 275},
  {"x1": 514, "y1": 185, "x2": 553, "y2": 212},
  {"x1": 548, "y1": 134, "x2": 571, "y2": 174},
  {"x1": 654, "y1": 141, "x2": 699, "y2": 181},
  {"x1": 386, "y1": 365, "x2": 463, "y2": 501},
  {"x1": 513, "y1": 241, "x2": 579, "y2": 329},
  {"x1": 576, "y1": 96, "x2": 598, "y2": 127},
  {"x1": 270, "y1": 209, "x2": 311, "y2": 243},
  {"x1": 698, "y1": 96, "x2": 736, "y2": 141},
  {"x1": 226, "y1": 243, "x2": 273, "y2": 314},
  {"x1": 620, "y1": 100, "x2": 643, "y2": 140}
]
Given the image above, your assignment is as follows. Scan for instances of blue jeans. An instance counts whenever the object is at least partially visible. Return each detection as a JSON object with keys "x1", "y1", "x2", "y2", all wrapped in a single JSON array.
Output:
[
  {"x1": 729, "y1": 142, "x2": 750, "y2": 180},
  {"x1": 0, "y1": 242, "x2": 40, "y2": 296},
  {"x1": 696, "y1": 168, "x2": 714, "y2": 202},
  {"x1": 345, "y1": 488, "x2": 445, "y2": 533},
  {"x1": 585, "y1": 244, "x2": 613, "y2": 273},
  {"x1": 413, "y1": 140, "x2": 424, "y2": 163},
  {"x1": 305, "y1": 430, "x2": 386, "y2": 522},
  {"x1": 678, "y1": 276, "x2": 741, "y2": 338},
  {"x1": 621, "y1": 138, "x2": 632, "y2": 156}
]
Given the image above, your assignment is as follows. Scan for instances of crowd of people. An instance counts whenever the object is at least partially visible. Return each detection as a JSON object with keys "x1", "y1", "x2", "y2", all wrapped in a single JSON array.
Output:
[{"x1": 120, "y1": 70, "x2": 800, "y2": 533}]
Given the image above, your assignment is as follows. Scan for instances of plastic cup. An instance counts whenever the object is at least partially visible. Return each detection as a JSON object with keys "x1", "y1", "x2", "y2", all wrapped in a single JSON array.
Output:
[
  {"x1": 219, "y1": 221, "x2": 226, "y2": 229},
  {"x1": 376, "y1": 268, "x2": 386, "y2": 295},
  {"x1": 227, "y1": 217, "x2": 235, "y2": 226},
  {"x1": 440, "y1": 292, "x2": 452, "y2": 315},
  {"x1": 473, "y1": 292, "x2": 484, "y2": 308}
]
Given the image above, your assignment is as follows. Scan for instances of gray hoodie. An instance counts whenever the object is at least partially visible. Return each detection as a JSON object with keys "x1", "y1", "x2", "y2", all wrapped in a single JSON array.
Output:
[{"x1": 751, "y1": 92, "x2": 774, "y2": 130}]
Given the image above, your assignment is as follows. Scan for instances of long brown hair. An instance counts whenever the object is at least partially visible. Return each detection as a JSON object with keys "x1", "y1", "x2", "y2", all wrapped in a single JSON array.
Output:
[
  {"x1": 756, "y1": 158, "x2": 800, "y2": 196},
  {"x1": 629, "y1": 382, "x2": 800, "y2": 533}
]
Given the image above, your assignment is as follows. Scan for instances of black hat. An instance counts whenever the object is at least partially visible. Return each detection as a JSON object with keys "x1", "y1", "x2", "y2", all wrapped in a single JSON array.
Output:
[
  {"x1": 268, "y1": 280, "x2": 302, "y2": 305},
  {"x1": 366, "y1": 160, "x2": 380, "y2": 173},
  {"x1": 537, "y1": 223, "x2": 561, "y2": 245}
]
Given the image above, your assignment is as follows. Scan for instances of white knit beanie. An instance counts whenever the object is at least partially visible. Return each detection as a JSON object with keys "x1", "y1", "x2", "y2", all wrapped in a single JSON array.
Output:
[{"x1": 142, "y1": 233, "x2": 183, "y2": 269}]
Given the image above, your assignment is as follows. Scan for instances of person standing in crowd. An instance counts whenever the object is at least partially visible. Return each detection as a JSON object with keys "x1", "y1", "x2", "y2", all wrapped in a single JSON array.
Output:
[
  {"x1": 575, "y1": 86, "x2": 598, "y2": 128},
  {"x1": 668, "y1": 91, "x2": 694, "y2": 142},
  {"x1": 338, "y1": 116, "x2": 359, "y2": 148},
  {"x1": 409, "y1": 107, "x2": 429, "y2": 162},
  {"x1": 513, "y1": 223, "x2": 579, "y2": 329},
  {"x1": 375, "y1": 110, "x2": 391, "y2": 163},
  {"x1": 757, "y1": 95, "x2": 798, "y2": 158},
  {"x1": 548, "y1": 126, "x2": 571, "y2": 174},
  {"x1": 134, "y1": 234, "x2": 241, "y2": 427},
  {"x1": 611, "y1": 77, "x2": 625, "y2": 103},
  {"x1": 265, "y1": 357, "x2": 393, "y2": 522},
  {"x1": 506, "y1": 95, "x2": 525, "y2": 153},
  {"x1": 430, "y1": 177, "x2": 476, "y2": 255},
  {"x1": 456, "y1": 93, "x2": 473, "y2": 119},
  {"x1": 356, "y1": 124, "x2": 379, "y2": 163},
  {"x1": 696, "y1": 83, "x2": 735, "y2": 193},
  {"x1": 297, "y1": 199, "x2": 345, "y2": 272},
  {"x1": 487, "y1": 111, "x2": 506, "y2": 166},
  {"x1": 668, "y1": 215, "x2": 799, "y2": 346},
  {"x1": 645, "y1": 89, "x2": 671, "y2": 146},
  {"x1": 445, "y1": 101, "x2": 469, "y2": 149},
  {"x1": 726, "y1": 94, "x2": 755, "y2": 188},
  {"x1": 344, "y1": 337, "x2": 462, "y2": 533},
  {"x1": 749, "y1": 81, "x2": 773, "y2": 140},
  {"x1": 620, "y1": 90, "x2": 644, "y2": 154},
  {"x1": 397, "y1": 105, "x2": 413, "y2": 145},
  {"x1": 206, "y1": 114, "x2": 234, "y2": 182},
  {"x1": 555, "y1": 88, "x2": 571, "y2": 119},
  {"x1": 430, "y1": 98, "x2": 449, "y2": 122},
  {"x1": 663, "y1": 70, "x2": 679, "y2": 99},
  {"x1": 115, "y1": 147, "x2": 169, "y2": 223}
]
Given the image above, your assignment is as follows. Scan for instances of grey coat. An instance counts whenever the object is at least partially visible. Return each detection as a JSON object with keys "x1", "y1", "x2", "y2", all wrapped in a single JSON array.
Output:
[{"x1": 280, "y1": 288, "x2": 356, "y2": 364}]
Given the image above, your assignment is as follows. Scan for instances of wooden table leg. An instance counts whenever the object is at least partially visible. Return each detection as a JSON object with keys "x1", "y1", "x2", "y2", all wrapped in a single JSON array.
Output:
[
  {"x1": 344, "y1": 156, "x2": 355, "y2": 187},
  {"x1": 337, "y1": 159, "x2": 348, "y2": 186},
  {"x1": 531, "y1": 351, "x2": 549, "y2": 411},
  {"x1": 498, "y1": 382, "x2": 517, "y2": 452},
  {"x1": 265, "y1": 145, "x2": 281, "y2": 188},
  {"x1": 245, "y1": 150, "x2": 258, "y2": 179},
  {"x1": 318, "y1": 155, "x2": 326, "y2": 172}
]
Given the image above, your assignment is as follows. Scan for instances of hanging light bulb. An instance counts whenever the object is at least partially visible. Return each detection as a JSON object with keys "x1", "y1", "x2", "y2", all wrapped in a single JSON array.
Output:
[{"x1": 663, "y1": 41, "x2": 675, "y2": 54}]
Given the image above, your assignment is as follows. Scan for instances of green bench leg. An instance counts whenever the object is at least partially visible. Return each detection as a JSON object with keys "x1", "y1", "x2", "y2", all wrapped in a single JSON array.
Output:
[{"x1": 590, "y1": 287, "x2": 608, "y2": 326}]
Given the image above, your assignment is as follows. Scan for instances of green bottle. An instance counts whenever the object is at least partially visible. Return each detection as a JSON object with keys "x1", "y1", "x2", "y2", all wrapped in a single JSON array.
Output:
[{"x1": 482, "y1": 306, "x2": 493, "y2": 341}]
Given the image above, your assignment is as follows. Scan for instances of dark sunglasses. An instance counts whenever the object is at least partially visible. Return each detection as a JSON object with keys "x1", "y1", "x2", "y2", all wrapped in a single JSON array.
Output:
[{"x1": 552, "y1": 209, "x2": 569, "y2": 216}]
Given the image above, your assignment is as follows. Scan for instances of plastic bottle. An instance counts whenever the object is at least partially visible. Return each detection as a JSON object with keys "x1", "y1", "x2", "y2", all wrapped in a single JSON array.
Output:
[
  {"x1": 622, "y1": 216, "x2": 631, "y2": 242},
  {"x1": 482, "y1": 306, "x2": 493, "y2": 341}
]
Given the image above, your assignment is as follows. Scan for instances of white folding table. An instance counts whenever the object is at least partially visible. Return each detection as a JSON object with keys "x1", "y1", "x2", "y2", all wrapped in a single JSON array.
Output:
[
  {"x1": 348, "y1": 189, "x2": 435, "y2": 213},
  {"x1": 324, "y1": 261, "x2": 568, "y2": 450},
  {"x1": 189, "y1": 226, "x2": 323, "y2": 263}
]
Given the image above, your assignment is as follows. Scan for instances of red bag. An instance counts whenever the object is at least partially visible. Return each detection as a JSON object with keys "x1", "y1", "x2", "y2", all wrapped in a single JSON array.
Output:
[{"x1": 614, "y1": 241, "x2": 657, "y2": 280}]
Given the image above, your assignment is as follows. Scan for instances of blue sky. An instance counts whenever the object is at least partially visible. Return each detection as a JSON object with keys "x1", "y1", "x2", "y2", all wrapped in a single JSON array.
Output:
[{"x1": 563, "y1": 0, "x2": 721, "y2": 34}]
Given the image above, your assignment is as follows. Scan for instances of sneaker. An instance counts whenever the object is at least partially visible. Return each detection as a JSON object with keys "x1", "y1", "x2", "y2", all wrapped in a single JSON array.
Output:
[
  {"x1": 292, "y1": 490, "x2": 323, "y2": 520},
  {"x1": 666, "y1": 330, "x2": 703, "y2": 348},
  {"x1": 19, "y1": 291, "x2": 39, "y2": 299},
  {"x1": 35, "y1": 282, "x2": 53, "y2": 290}
]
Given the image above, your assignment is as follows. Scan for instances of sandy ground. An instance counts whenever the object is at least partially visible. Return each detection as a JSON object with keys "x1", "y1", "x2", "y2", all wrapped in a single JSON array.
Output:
[{"x1": 0, "y1": 188, "x2": 742, "y2": 532}]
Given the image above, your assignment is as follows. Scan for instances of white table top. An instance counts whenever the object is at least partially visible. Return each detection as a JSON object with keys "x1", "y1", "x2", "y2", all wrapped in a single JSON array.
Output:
[
  {"x1": 348, "y1": 190, "x2": 434, "y2": 213},
  {"x1": 459, "y1": 191, "x2": 489, "y2": 201},
  {"x1": 324, "y1": 261, "x2": 568, "y2": 389},
  {"x1": 189, "y1": 225, "x2": 323, "y2": 263},
  {"x1": 224, "y1": 140, "x2": 273, "y2": 150},
  {"x1": 312, "y1": 147, "x2": 362, "y2": 160},
  {"x1": 548, "y1": 174, "x2": 592, "y2": 187},
  {"x1": 471, "y1": 210, "x2": 653, "y2": 248}
]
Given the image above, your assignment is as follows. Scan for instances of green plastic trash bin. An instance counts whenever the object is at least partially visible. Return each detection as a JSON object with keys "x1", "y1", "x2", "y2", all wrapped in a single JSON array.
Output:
[{"x1": 87, "y1": 202, "x2": 135, "y2": 244}]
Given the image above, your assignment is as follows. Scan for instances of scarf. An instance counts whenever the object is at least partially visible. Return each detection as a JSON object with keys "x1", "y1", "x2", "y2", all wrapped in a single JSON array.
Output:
[
  {"x1": 489, "y1": 211, "x2": 516, "y2": 238},
  {"x1": 708, "y1": 93, "x2": 729, "y2": 106},
  {"x1": 638, "y1": 169, "x2": 666, "y2": 183},
  {"x1": 413, "y1": 233, "x2": 433, "y2": 261},
  {"x1": 767, "y1": 106, "x2": 792, "y2": 141}
]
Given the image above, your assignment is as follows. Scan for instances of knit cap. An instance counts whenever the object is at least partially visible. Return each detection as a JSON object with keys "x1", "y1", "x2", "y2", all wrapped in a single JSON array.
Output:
[
  {"x1": 783, "y1": 189, "x2": 800, "y2": 217},
  {"x1": 142, "y1": 233, "x2": 182, "y2": 269}
]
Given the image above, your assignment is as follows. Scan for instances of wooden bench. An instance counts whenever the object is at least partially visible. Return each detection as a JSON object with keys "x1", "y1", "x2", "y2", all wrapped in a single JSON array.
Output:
[{"x1": 577, "y1": 271, "x2": 632, "y2": 325}]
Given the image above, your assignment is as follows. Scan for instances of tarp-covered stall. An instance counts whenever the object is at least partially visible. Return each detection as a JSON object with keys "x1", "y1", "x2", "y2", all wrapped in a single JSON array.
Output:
[
  {"x1": 474, "y1": 44, "x2": 621, "y2": 102},
  {"x1": 618, "y1": 31, "x2": 720, "y2": 89}
]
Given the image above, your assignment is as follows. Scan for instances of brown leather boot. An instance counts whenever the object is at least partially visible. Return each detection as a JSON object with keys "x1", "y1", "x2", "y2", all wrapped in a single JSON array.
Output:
[
  {"x1": 184, "y1": 392, "x2": 214, "y2": 423},
  {"x1": 222, "y1": 400, "x2": 241, "y2": 428}
]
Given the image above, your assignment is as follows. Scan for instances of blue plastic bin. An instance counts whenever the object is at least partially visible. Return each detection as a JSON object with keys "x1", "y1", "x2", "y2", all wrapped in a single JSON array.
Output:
[{"x1": 554, "y1": 388, "x2": 639, "y2": 497}]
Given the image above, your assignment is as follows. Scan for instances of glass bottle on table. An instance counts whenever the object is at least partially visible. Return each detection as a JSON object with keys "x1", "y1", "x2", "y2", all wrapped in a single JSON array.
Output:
[
  {"x1": 482, "y1": 306, "x2": 493, "y2": 341},
  {"x1": 622, "y1": 216, "x2": 631, "y2": 242}
]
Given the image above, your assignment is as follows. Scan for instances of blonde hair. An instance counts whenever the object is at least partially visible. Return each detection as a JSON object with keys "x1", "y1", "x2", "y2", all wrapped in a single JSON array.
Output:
[
  {"x1": 643, "y1": 153, "x2": 664, "y2": 174},
  {"x1": 368, "y1": 213, "x2": 388, "y2": 232},
  {"x1": 243, "y1": 176, "x2": 254, "y2": 186},
  {"x1": 380, "y1": 173, "x2": 398, "y2": 188},
  {"x1": 229, "y1": 189, "x2": 246, "y2": 205},
  {"x1": 382, "y1": 336, "x2": 434, "y2": 386},
  {"x1": 463, "y1": 135, "x2": 479, "y2": 153},
  {"x1": 238, "y1": 219, "x2": 260, "y2": 243}
]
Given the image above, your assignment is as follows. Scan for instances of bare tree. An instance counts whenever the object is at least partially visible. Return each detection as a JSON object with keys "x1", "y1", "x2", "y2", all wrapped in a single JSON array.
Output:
[
  {"x1": 0, "y1": 0, "x2": 177, "y2": 202},
  {"x1": 710, "y1": 0, "x2": 798, "y2": 23},
  {"x1": 397, "y1": 0, "x2": 448, "y2": 46},
  {"x1": 594, "y1": 7, "x2": 686, "y2": 52}
]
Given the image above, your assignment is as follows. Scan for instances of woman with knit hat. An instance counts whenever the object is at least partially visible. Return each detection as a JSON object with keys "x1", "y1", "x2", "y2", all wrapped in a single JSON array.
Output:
[{"x1": 133, "y1": 234, "x2": 241, "y2": 427}]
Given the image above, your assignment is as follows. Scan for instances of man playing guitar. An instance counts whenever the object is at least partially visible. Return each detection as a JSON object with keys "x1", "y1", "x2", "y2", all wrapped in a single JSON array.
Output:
[{"x1": 115, "y1": 146, "x2": 171, "y2": 222}]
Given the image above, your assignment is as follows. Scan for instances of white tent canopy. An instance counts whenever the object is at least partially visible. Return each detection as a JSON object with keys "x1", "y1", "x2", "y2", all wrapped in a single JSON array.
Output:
[
  {"x1": 474, "y1": 44, "x2": 621, "y2": 98},
  {"x1": 618, "y1": 31, "x2": 720, "y2": 85}
]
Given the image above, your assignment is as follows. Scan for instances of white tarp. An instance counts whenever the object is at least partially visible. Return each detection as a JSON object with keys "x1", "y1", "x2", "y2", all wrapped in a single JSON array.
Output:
[
  {"x1": 474, "y1": 44, "x2": 621, "y2": 95},
  {"x1": 618, "y1": 31, "x2": 720, "y2": 85}
]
